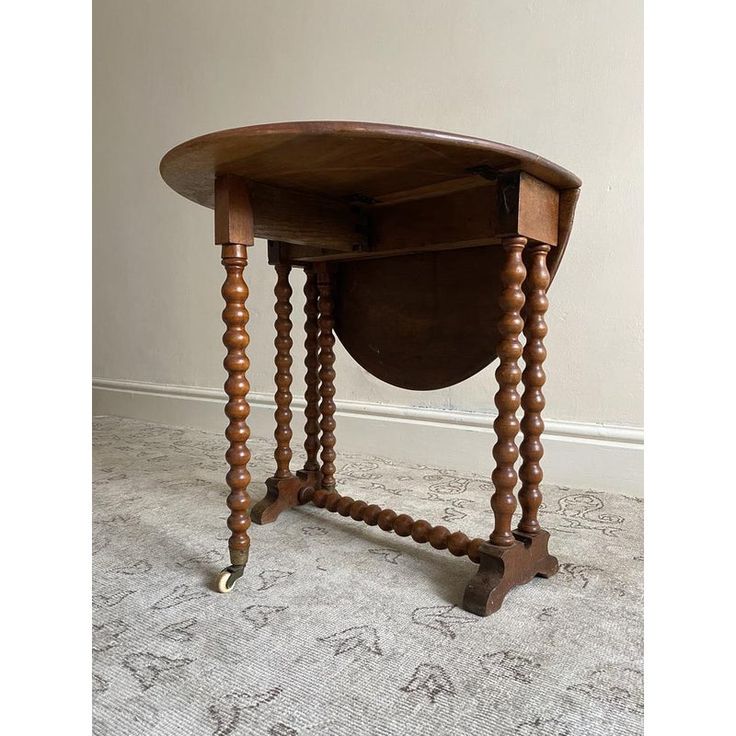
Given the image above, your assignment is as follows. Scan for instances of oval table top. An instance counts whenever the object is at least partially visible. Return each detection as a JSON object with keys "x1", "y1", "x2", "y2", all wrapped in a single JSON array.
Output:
[
  {"x1": 160, "y1": 120, "x2": 581, "y2": 209},
  {"x1": 160, "y1": 122, "x2": 581, "y2": 390}
]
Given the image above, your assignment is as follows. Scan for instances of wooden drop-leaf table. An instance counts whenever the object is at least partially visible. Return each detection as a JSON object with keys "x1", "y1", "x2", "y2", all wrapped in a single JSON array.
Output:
[{"x1": 160, "y1": 121, "x2": 581, "y2": 616}]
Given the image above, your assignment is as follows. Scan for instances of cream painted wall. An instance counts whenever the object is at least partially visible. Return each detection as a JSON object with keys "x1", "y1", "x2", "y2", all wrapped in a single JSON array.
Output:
[{"x1": 93, "y1": 0, "x2": 642, "y2": 430}]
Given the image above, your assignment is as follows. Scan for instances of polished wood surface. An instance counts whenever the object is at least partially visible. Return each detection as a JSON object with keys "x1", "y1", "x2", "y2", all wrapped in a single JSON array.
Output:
[
  {"x1": 161, "y1": 121, "x2": 580, "y2": 206},
  {"x1": 161, "y1": 121, "x2": 579, "y2": 614},
  {"x1": 334, "y1": 247, "x2": 508, "y2": 389},
  {"x1": 162, "y1": 122, "x2": 578, "y2": 257}
]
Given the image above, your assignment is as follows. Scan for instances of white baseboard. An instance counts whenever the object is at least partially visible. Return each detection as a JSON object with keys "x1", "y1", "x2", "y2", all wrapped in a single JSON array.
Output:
[{"x1": 92, "y1": 378, "x2": 643, "y2": 496}]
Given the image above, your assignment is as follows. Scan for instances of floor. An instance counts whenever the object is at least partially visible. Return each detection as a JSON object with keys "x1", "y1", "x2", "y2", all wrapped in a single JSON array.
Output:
[{"x1": 93, "y1": 416, "x2": 643, "y2": 736}]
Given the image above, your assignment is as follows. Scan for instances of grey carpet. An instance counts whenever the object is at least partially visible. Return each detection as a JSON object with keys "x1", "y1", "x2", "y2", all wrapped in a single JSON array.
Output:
[{"x1": 92, "y1": 416, "x2": 643, "y2": 736}]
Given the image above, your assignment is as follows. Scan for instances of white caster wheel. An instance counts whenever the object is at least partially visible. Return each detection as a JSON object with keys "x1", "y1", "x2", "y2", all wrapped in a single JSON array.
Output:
[
  {"x1": 216, "y1": 569, "x2": 235, "y2": 593},
  {"x1": 215, "y1": 565, "x2": 244, "y2": 593}
]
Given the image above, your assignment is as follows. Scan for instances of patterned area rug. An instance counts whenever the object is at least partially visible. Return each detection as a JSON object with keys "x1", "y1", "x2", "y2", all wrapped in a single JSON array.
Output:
[{"x1": 93, "y1": 417, "x2": 643, "y2": 736}]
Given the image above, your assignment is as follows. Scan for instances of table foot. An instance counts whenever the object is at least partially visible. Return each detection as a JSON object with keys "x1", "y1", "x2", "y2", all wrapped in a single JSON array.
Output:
[
  {"x1": 250, "y1": 469, "x2": 320, "y2": 525},
  {"x1": 462, "y1": 529, "x2": 558, "y2": 616}
]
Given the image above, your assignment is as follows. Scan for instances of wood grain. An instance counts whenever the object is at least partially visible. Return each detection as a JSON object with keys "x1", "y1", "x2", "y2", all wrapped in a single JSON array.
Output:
[
  {"x1": 215, "y1": 175, "x2": 253, "y2": 246},
  {"x1": 161, "y1": 121, "x2": 581, "y2": 210},
  {"x1": 249, "y1": 181, "x2": 364, "y2": 251}
]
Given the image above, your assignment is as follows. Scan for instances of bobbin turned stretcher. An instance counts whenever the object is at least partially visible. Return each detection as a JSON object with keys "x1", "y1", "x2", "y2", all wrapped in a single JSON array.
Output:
[{"x1": 159, "y1": 121, "x2": 581, "y2": 615}]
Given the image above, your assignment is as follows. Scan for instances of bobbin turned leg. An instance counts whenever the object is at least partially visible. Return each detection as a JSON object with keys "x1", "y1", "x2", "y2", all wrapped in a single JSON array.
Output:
[
  {"x1": 251, "y1": 263, "x2": 306, "y2": 524},
  {"x1": 297, "y1": 266, "x2": 323, "y2": 491},
  {"x1": 214, "y1": 243, "x2": 254, "y2": 592},
  {"x1": 316, "y1": 266, "x2": 337, "y2": 492},
  {"x1": 515, "y1": 244, "x2": 558, "y2": 577},
  {"x1": 463, "y1": 236, "x2": 556, "y2": 616},
  {"x1": 213, "y1": 176, "x2": 255, "y2": 593}
]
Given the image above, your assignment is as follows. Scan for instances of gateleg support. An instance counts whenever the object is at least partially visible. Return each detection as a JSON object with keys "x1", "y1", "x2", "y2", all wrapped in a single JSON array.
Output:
[
  {"x1": 462, "y1": 234, "x2": 559, "y2": 615},
  {"x1": 251, "y1": 258, "x2": 324, "y2": 524}
]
